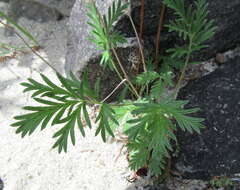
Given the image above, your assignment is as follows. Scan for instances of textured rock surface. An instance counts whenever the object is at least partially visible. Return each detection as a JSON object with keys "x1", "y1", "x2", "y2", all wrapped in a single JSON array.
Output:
[
  {"x1": 175, "y1": 56, "x2": 240, "y2": 180},
  {"x1": 3, "y1": 0, "x2": 75, "y2": 36},
  {"x1": 125, "y1": 178, "x2": 209, "y2": 190},
  {"x1": 5, "y1": 0, "x2": 75, "y2": 23},
  {"x1": 65, "y1": 0, "x2": 123, "y2": 75},
  {"x1": 30, "y1": 0, "x2": 76, "y2": 16},
  {"x1": 79, "y1": 44, "x2": 141, "y2": 100},
  {"x1": 65, "y1": 0, "x2": 146, "y2": 100},
  {"x1": 66, "y1": 0, "x2": 240, "y2": 76},
  {"x1": 118, "y1": 0, "x2": 240, "y2": 60},
  {"x1": 8, "y1": 0, "x2": 63, "y2": 22}
]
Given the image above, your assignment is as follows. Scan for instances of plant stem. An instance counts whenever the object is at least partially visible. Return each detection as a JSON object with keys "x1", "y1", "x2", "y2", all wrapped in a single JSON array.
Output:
[
  {"x1": 89, "y1": 0, "x2": 139, "y2": 98},
  {"x1": 110, "y1": 56, "x2": 138, "y2": 96},
  {"x1": 101, "y1": 79, "x2": 127, "y2": 103},
  {"x1": 112, "y1": 47, "x2": 140, "y2": 98},
  {"x1": 140, "y1": 0, "x2": 144, "y2": 40},
  {"x1": 154, "y1": 3, "x2": 166, "y2": 66},
  {"x1": 128, "y1": 14, "x2": 147, "y2": 73},
  {"x1": 173, "y1": 38, "x2": 193, "y2": 99},
  {"x1": 111, "y1": 59, "x2": 124, "y2": 80},
  {"x1": 128, "y1": 13, "x2": 149, "y2": 95},
  {"x1": 138, "y1": 0, "x2": 145, "y2": 74},
  {"x1": 0, "y1": 21, "x2": 58, "y2": 73}
]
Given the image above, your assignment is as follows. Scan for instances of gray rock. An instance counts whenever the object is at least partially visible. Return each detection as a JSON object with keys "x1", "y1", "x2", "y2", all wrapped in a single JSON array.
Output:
[
  {"x1": 175, "y1": 56, "x2": 240, "y2": 180},
  {"x1": 28, "y1": 0, "x2": 76, "y2": 16},
  {"x1": 65, "y1": 0, "x2": 155, "y2": 100},
  {"x1": 8, "y1": 0, "x2": 64, "y2": 22},
  {"x1": 0, "y1": 178, "x2": 3, "y2": 190},
  {"x1": 166, "y1": 179, "x2": 208, "y2": 190},
  {"x1": 117, "y1": 0, "x2": 240, "y2": 60},
  {"x1": 142, "y1": 184, "x2": 169, "y2": 190},
  {"x1": 65, "y1": 0, "x2": 147, "y2": 101},
  {"x1": 4, "y1": 0, "x2": 75, "y2": 35},
  {"x1": 66, "y1": 0, "x2": 240, "y2": 78},
  {"x1": 77, "y1": 40, "x2": 141, "y2": 101},
  {"x1": 125, "y1": 178, "x2": 208, "y2": 190},
  {"x1": 65, "y1": 0, "x2": 118, "y2": 75}
]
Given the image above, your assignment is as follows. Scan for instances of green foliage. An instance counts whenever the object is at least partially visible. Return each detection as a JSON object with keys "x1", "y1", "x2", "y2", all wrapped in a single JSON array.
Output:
[
  {"x1": 135, "y1": 71, "x2": 160, "y2": 86},
  {"x1": 12, "y1": 73, "x2": 89, "y2": 153},
  {"x1": 164, "y1": 0, "x2": 216, "y2": 46},
  {"x1": 11, "y1": 72, "x2": 115, "y2": 153},
  {"x1": 162, "y1": 0, "x2": 216, "y2": 69},
  {"x1": 87, "y1": 0, "x2": 128, "y2": 69},
  {"x1": 95, "y1": 103, "x2": 118, "y2": 142},
  {"x1": 210, "y1": 177, "x2": 234, "y2": 188},
  {"x1": 12, "y1": 0, "x2": 215, "y2": 176},
  {"x1": 125, "y1": 98, "x2": 204, "y2": 175},
  {"x1": 110, "y1": 102, "x2": 136, "y2": 132}
]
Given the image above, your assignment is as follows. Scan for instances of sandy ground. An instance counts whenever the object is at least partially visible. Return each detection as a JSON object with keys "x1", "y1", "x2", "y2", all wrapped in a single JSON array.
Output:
[{"x1": 0, "y1": 2, "x2": 149, "y2": 190}]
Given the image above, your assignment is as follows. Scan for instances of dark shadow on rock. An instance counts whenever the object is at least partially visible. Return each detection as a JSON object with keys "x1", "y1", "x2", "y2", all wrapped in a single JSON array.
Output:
[
  {"x1": 174, "y1": 56, "x2": 240, "y2": 180},
  {"x1": 123, "y1": 178, "x2": 209, "y2": 190},
  {"x1": 66, "y1": 0, "x2": 240, "y2": 87},
  {"x1": 8, "y1": 0, "x2": 64, "y2": 23},
  {"x1": 0, "y1": 178, "x2": 4, "y2": 190},
  {"x1": 116, "y1": 0, "x2": 240, "y2": 61},
  {"x1": 4, "y1": 0, "x2": 76, "y2": 36},
  {"x1": 124, "y1": 183, "x2": 169, "y2": 190},
  {"x1": 78, "y1": 46, "x2": 140, "y2": 102}
]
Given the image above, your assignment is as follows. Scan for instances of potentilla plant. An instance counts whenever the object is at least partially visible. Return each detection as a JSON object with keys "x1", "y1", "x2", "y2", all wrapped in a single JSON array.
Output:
[{"x1": 11, "y1": 0, "x2": 216, "y2": 176}]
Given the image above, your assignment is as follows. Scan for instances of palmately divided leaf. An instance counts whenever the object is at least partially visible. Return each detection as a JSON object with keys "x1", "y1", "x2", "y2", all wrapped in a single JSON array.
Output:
[
  {"x1": 127, "y1": 140, "x2": 149, "y2": 171},
  {"x1": 135, "y1": 71, "x2": 160, "y2": 86},
  {"x1": 87, "y1": 0, "x2": 129, "y2": 69},
  {"x1": 148, "y1": 149, "x2": 166, "y2": 175},
  {"x1": 52, "y1": 109, "x2": 78, "y2": 153},
  {"x1": 95, "y1": 103, "x2": 118, "y2": 142},
  {"x1": 110, "y1": 102, "x2": 135, "y2": 132},
  {"x1": 163, "y1": 0, "x2": 216, "y2": 70},
  {"x1": 12, "y1": 72, "x2": 97, "y2": 153},
  {"x1": 11, "y1": 0, "x2": 214, "y2": 177},
  {"x1": 150, "y1": 71, "x2": 174, "y2": 100},
  {"x1": 158, "y1": 99, "x2": 205, "y2": 134},
  {"x1": 126, "y1": 98, "x2": 204, "y2": 175}
]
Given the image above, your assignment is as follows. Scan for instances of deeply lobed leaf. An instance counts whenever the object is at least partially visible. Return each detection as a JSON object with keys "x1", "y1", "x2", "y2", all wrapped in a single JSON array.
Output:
[
  {"x1": 12, "y1": 72, "x2": 96, "y2": 153},
  {"x1": 95, "y1": 103, "x2": 118, "y2": 142},
  {"x1": 125, "y1": 98, "x2": 205, "y2": 175},
  {"x1": 87, "y1": 0, "x2": 129, "y2": 70}
]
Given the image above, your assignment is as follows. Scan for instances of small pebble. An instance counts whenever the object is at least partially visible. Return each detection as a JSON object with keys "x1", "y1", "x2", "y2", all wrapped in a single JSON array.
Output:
[{"x1": 215, "y1": 53, "x2": 225, "y2": 64}]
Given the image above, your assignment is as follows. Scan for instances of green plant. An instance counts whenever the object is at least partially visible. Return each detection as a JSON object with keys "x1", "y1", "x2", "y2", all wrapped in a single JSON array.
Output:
[
  {"x1": 11, "y1": 0, "x2": 216, "y2": 176},
  {"x1": 210, "y1": 176, "x2": 234, "y2": 189}
]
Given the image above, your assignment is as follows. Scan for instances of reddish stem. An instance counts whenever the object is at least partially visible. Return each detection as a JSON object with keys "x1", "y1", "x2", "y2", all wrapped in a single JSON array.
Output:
[
  {"x1": 140, "y1": 0, "x2": 144, "y2": 40},
  {"x1": 134, "y1": 0, "x2": 145, "y2": 74},
  {"x1": 154, "y1": 3, "x2": 166, "y2": 66}
]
